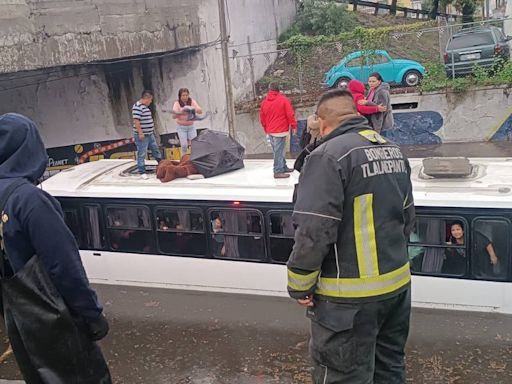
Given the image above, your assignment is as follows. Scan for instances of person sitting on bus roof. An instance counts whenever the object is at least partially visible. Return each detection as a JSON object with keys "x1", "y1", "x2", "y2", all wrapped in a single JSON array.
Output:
[{"x1": 442, "y1": 221, "x2": 466, "y2": 275}]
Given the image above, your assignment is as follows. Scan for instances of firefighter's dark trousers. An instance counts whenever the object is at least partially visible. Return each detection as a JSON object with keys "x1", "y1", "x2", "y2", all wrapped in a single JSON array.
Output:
[{"x1": 308, "y1": 288, "x2": 411, "y2": 384}]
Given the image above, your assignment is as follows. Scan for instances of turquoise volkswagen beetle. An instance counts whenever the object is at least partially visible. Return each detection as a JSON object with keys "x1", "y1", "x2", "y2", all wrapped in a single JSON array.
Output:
[{"x1": 324, "y1": 50, "x2": 425, "y2": 88}]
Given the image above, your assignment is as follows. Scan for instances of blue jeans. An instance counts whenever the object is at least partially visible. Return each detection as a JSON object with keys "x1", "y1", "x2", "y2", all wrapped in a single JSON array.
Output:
[
  {"x1": 269, "y1": 135, "x2": 288, "y2": 173},
  {"x1": 176, "y1": 125, "x2": 197, "y2": 156},
  {"x1": 134, "y1": 133, "x2": 162, "y2": 174}
]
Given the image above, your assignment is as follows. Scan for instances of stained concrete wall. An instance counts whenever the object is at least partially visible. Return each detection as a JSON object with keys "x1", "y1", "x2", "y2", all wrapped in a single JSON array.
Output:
[
  {"x1": 0, "y1": 0, "x2": 297, "y2": 149},
  {"x1": 0, "y1": 0, "x2": 203, "y2": 74},
  {"x1": 227, "y1": 0, "x2": 297, "y2": 101},
  {"x1": 235, "y1": 86, "x2": 512, "y2": 154}
]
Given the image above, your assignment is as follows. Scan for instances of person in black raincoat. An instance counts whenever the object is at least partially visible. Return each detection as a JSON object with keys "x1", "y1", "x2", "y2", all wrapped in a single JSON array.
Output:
[{"x1": 0, "y1": 113, "x2": 111, "y2": 384}]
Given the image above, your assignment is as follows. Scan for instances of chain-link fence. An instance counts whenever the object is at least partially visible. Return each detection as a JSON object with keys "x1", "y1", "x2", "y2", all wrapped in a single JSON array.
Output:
[{"x1": 232, "y1": 17, "x2": 512, "y2": 104}]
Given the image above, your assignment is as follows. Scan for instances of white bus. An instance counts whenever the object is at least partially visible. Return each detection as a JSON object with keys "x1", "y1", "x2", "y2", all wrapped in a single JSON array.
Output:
[{"x1": 40, "y1": 157, "x2": 512, "y2": 314}]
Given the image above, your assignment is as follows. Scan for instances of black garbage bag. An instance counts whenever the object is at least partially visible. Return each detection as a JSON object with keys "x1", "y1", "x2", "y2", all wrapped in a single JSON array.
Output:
[{"x1": 190, "y1": 130, "x2": 245, "y2": 178}]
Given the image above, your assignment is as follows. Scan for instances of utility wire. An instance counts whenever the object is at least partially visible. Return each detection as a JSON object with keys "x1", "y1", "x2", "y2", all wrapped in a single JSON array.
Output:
[{"x1": 0, "y1": 37, "x2": 222, "y2": 91}]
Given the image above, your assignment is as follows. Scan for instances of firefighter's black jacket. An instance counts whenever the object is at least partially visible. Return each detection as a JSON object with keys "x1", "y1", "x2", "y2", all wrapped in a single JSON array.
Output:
[{"x1": 287, "y1": 116, "x2": 415, "y2": 303}]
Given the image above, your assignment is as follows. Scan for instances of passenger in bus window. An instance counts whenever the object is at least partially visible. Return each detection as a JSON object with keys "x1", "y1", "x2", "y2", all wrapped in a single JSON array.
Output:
[
  {"x1": 158, "y1": 220, "x2": 170, "y2": 231},
  {"x1": 211, "y1": 217, "x2": 226, "y2": 257},
  {"x1": 442, "y1": 221, "x2": 466, "y2": 275},
  {"x1": 473, "y1": 229, "x2": 501, "y2": 278}
]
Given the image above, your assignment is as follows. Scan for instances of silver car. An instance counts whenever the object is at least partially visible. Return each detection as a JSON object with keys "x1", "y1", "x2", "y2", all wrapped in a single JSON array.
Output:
[{"x1": 444, "y1": 26, "x2": 511, "y2": 77}]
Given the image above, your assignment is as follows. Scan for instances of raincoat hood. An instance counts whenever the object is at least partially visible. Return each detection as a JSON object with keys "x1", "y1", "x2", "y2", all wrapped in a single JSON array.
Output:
[
  {"x1": 0, "y1": 113, "x2": 48, "y2": 182},
  {"x1": 348, "y1": 80, "x2": 366, "y2": 95},
  {"x1": 265, "y1": 90, "x2": 281, "y2": 102}
]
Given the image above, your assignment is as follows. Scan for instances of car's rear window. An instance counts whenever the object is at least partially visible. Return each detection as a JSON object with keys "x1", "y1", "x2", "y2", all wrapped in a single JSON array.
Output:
[{"x1": 448, "y1": 32, "x2": 494, "y2": 50}]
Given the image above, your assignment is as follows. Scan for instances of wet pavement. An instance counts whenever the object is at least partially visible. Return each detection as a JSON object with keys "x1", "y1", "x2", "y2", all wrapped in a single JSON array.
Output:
[{"x1": 2, "y1": 285, "x2": 512, "y2": 383}]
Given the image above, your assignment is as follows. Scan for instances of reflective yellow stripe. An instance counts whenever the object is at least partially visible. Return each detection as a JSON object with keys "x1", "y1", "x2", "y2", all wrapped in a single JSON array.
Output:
[
  {"x1": 287, "y1": 269, "x2": 320, "y2": 291},
  {"x1": 316, "y1": 263, "x2": 411, "y2": 298},
  {"x1": 354, "y1": 194, "x2": 379, "y2": 278},
  {"x1": 358, "y1": 130, "x2": 387, "y2": 144}
]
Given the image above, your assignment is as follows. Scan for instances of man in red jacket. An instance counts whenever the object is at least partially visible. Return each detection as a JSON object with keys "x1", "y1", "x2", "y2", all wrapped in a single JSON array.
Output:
[{"x1": 260, "y1": 83, "x2": 298, "y2": 178}]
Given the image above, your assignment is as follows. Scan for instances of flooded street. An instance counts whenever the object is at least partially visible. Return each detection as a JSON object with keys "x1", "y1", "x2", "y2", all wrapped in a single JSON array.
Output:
[{"x1": 2, "y1": 285, "x2": 512, "y2": 383}]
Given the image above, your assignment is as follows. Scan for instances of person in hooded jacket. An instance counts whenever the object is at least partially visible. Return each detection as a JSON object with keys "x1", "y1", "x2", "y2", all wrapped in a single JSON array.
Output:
[
  {"x1": 260, "y1": 82, "x2": 298, "y2": 179},
  {"x1": 359, "y1": 72, "x2": 394, "y2": 133},
  {"x1": 347, "y1": 79, "x2": 387, "y2": 120},
  {"x1": 0, "y1": 113, "x2": 111, "y2": 383}
]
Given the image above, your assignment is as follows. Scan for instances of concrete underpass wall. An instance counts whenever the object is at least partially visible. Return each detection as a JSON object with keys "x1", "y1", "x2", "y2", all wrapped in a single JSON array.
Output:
[
  {"x1": 236, "y1": 86, "x2": 512, "y2": 154},
  {"x1": 0, "y1": 50, "x2": 225, "y2": 148},
  {"x1": 0, "y1": 0, "x2": 203, "y2": 74},
  {"x1": 0, "y1": 0, "x2": 297, "y2": 153}
]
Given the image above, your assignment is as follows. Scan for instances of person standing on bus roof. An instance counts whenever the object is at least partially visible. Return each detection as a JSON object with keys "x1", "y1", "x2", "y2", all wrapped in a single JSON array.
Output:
[
  {"x1": 133, "y1": 89, "x2": 163, "y2": 180},
  {"x1": 172, "y1": 88, "x2": 203, "y2": 157},
  {"x1": 259, "y1": 82, "x2": 298, "y2": 179},
  {"x1": 0, "y1": 113, "x2": 111, "y2": 383},
  {"x1": 287, "y1": 89, "x2": 415, "y2": 384}
]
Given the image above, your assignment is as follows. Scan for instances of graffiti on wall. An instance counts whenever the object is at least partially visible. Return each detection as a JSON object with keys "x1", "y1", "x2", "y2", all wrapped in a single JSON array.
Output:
[
  {"x1": 382, "y1": 111, "x2": 443, "y2": 145},
  {"x1": 292, "y1": 111, "x2": 444, "y2": 152},
  {"x1": 44, "y1": 131, "x2": 201, "y2": 176},
  {"x1": 487, "y1": 110, "x2": 512, "y2": 141}
]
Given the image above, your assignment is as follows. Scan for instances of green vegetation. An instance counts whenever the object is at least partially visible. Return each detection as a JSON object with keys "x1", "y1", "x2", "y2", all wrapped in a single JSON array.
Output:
[
  {"x1": 419, "y1": 61, "x2": 512, "y2": 93},
  {"x1": 425, "y1": 0, "x2": 483, "y2": 23},
  {"x1": 279, "y1": 0, "x2": 358, "y2": 42},
  {"x1": 252, "y1": 1, "x2": 510, "y2": 100}
]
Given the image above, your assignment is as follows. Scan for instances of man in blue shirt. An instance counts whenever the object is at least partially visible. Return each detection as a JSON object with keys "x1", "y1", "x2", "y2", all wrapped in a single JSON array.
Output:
[{"x1": 132, "y1": 90, "x2": 163, "y2": 179}]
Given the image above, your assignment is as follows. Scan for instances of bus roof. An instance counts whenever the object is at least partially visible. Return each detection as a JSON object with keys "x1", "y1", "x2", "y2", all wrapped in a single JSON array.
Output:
[
  {"x1": 40, "y1": 158, "x2": 512, "y2": 208},
  {"x1": 41, "y1": 159, "x2": 299, "y2": 203}
]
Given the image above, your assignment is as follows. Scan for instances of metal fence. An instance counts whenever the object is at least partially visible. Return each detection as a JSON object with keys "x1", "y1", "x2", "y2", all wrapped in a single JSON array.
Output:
[{"x1": 232, "y1": 17, "x2": 511, "y2": 104}]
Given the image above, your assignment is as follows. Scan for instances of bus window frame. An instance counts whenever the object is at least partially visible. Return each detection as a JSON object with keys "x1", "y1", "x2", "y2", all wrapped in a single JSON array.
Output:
[
  {"x1": 81, "y1": 203, "x2": 106, "y2": 251},
  {"x1": 207, "y1": 207, "x2": 267, "y2": 262},
  {"x1": 266, "y1": 209, "x2": 294, "y2": 264},
  {"x1": 154, "y1": 205, "x2": 208, "y2": 257},
  {"x1": 154, "y1": 205, "x2": 206, "y2": 234},
  {"x1": 62, "y1": 207, "x2": 82, "y2": 247},
  {"x1": 105, "y1": 204, "x2": 154, "y2": 231},
  {"x1": 408, "y1": 215, "x2": 469, "y2": 278},
  {"x1": 470, "y1": 216, "x2": 511, "y2": 282},
  {"x1": 104, "y1": 204, "x2": 155, "y2": 253}
]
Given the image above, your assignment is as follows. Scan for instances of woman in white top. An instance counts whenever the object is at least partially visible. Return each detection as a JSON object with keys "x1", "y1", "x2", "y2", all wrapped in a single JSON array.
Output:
[{"x1": 172, "y1": 88, "x2": 203, "y2": 156}]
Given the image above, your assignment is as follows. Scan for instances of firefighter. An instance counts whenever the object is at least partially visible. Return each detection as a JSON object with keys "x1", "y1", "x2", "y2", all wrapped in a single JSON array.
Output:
[{"x1": 288, "y1": 89, "x2": 415, "y2": 384}]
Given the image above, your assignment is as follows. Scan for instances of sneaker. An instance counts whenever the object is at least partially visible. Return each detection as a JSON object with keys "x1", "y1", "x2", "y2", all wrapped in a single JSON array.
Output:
[
  {"x1": 274, "y1": 172, "x2": 290, "y2": 179},
  {"x1": 140, "y1": 173, "x2": 149, "y2": 180},
  {"x1": 284, "y1": 167, "x2": 294, "y2": 173}
]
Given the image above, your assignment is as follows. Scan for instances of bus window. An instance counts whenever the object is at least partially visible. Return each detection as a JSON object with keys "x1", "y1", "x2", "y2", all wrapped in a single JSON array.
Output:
[
  {"x1": 408, "y1": 217, "x2": 466, "y2": 276},
  {"x1": 155, "y1": 207, "x2": 206, "y2": 256},
  {"x1": 471, "y1": 219, "x2": 509, "y2": 281},
  {"x1": 268, "y1": 211, "x2": 294, "y2": 263},
  {"x1": 106, "y1": 205, "x2": 154, "y2": 253},
  {"x1": 83, "y1": 205, "x2": 105, "y2": 250},
  {"x1": 209, "y1": 209, "x2": 265, "y2": 261},
  {"x1": 63, "y1": 209, "x2": 81, "y2": 245}
]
